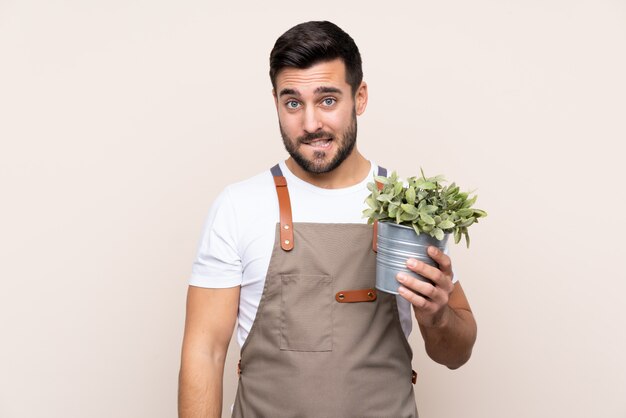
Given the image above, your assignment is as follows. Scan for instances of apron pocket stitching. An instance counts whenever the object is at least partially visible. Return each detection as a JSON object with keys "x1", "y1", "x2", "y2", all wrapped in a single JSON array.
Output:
[{"x1": 279, "y1": 274, "x2": 333, "y2": 352}]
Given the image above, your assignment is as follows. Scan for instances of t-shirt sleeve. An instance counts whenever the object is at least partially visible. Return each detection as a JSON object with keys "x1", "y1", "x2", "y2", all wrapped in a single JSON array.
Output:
[{"x1": 189, "y1": 187, "x2": 242, "y2": 288}]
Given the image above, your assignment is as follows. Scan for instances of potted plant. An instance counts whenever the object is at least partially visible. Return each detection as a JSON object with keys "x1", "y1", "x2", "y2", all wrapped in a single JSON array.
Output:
[{"x1": 363, "y1": 169, "x2": 487, "y2": 294}]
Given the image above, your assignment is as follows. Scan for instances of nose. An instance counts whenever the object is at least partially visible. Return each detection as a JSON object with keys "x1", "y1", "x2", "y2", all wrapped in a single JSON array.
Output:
[{"x1": 302, "y1": 106, "x2": 322, "y2": 133}]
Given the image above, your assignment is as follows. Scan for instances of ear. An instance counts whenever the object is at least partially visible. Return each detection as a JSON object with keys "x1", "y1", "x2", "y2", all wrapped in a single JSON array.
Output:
[
  {"x1": 354, "y1": 81, "x2": 368, "y2": 116},
  {"x1": 272, "y1": 88, "x2": 278, "y2": 110}
]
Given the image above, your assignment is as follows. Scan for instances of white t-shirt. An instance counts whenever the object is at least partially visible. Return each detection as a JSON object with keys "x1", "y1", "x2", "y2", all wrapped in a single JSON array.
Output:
[{"x1": 189, "y1": 160, "x2": 456, "y2": 348}]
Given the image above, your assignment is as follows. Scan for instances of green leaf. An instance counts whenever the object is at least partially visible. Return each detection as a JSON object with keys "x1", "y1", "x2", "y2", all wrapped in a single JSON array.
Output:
[
  {"x1": 396, "y1": 207, "x2": 403, "y2": 224},
  {"x1": 473, "y1": 209, "x2": 488, "y2": 218},
  {"x1": 376, "y1": 194, "x2": 392, "y2": 202},
  {"x1": 462, "y1": 195, "x2": 478, "y2": 208},
  {"x1": 393, "y1": 182, "x2": 404, "y2": 196},
  {"x1": 421, "y1": 182, "x2": 436, "y2": 190},
  {"x1": 400, "y1": 211, "x2": 418, "y2": 222},
  {"x1": 362, "y1": 208, "x2": 376, "y2": 218},
  {"x1": 412, "y1": 224, "x2": 421, "y2": 236},
  {"x1": 419, "y1": 212, "x2": 435, "y2": 225},
  {"x1": 424, "y1": 205, "x2": 438, "y2": 214},
  {"x1": 454, "y1": 228, "x2": 462, "y2": 244},
  {"x1": 365, "y1": 197, "x2": 378, "y2": 209},
  {"x1": 374, "y1": 175, "x2": 389, "y2": 184},
  {"x1": 433, "y1": 227, "x2": 444, "y2": 240},
  {"x1": 438, "y1": 219, "x2": 455, "y2": 229},
  {"x1": 457, "y1": 208, "x2": 473, "y2": 217},
  {"x1": 406, "y1": 187, "x2": 416, "y2": 205},
  {"x1": 400, "y1": 204, "x2": 419, "y2": 215},
  {"x1": 444, "y1": 183, "x2": 457, "y2": 196},
  {"x1": 458, "y1": 217, "x2": 475, "y2": 228}
]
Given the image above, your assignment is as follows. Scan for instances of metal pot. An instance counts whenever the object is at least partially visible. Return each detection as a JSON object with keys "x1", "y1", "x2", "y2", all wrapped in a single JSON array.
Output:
[{"x1": 376, "y1": 221, "x2": 449, "y2": 294}]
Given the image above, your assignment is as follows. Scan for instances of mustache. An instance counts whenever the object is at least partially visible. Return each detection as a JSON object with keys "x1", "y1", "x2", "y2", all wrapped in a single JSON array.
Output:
[{"x1": 298, "y1": 131, "x2": 334, "y2": 144}]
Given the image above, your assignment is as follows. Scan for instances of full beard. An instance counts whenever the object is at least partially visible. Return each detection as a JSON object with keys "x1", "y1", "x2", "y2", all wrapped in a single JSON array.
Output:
[{"x1": 279, "y1": 110, "x2": 358, "y2": 174}]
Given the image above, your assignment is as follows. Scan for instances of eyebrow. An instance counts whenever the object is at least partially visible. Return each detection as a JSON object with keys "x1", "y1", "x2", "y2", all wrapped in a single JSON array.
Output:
[{"x1": 278, "y1": 86, "x2": 344, "y2": 97}]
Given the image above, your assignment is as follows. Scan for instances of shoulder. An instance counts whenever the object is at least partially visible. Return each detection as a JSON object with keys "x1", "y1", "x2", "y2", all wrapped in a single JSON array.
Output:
[
  {"x1": 223, "y1": 169, "x2": 275, "y2": 204},
  {"x1": 214, "y1": 168, "x2": 279, "y2": 236},
  {"x1": 201, "y1": 167, "x2": 276, "y2": 229}
]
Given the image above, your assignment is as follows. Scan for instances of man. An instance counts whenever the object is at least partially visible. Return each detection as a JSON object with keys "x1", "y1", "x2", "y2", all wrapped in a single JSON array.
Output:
[{"x1": 178, "y1": 20, "x2": 477, "y2": 418}]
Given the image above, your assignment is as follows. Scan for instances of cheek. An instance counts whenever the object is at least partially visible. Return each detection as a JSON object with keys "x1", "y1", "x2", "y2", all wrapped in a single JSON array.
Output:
[
  {"x1": 278, "y1": 113, "x2": 299, "y2": 133},
  {"x1": 325, "y1": 109, "x2": 352, "y2": 132}
]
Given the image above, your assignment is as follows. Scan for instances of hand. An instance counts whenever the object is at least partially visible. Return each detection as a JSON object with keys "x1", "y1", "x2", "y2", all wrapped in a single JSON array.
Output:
[{"x1": 396, "y1": 246, "x2": 455, "y2": 328}]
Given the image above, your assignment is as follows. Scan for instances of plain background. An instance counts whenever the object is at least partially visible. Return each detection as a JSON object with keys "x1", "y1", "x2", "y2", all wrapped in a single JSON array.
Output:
[{"x1": 1, "y1": 0, "x2": 625, "y2": 417}]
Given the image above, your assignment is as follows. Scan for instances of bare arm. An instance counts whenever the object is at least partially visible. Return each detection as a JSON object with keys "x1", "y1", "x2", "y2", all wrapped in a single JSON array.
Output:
[
  {"x1": 397, "y1": 246, "x2": 477, "y2": 369},
  {"x1": 416, "y1": 282, "x2": 476, "y2": 369},
  {"x1": 178, "y1": 285, "x2": 240, "y2": 418}
]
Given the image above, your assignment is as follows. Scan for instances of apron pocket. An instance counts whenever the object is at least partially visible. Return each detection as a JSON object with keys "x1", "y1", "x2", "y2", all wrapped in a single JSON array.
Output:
[{"x1": 280, "y1": 274, "x2": 333, "y2": 352}]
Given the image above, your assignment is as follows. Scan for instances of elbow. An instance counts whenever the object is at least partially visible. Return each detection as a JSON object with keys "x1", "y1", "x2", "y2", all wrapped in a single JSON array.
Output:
[
  {"x1": 425, "y1": 343, "x2": 474, "y2": 370},
  {"x1": 445, "y1": 348, "x2": 473, "y2": 370},
  {"x1": 448, "y1": 327, "x2": 477, "y2": 370},
  {"x1": 440, "y1": 323, "x2": 477, "y2": 370},
  {"x1": 423, "y1": 308, "x2": 478, "y2": 370}
]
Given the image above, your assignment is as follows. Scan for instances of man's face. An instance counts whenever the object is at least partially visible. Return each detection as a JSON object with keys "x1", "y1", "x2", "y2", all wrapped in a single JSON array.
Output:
[{"x1": 273, "y1": 59, "x2": 366, "y2": 174}]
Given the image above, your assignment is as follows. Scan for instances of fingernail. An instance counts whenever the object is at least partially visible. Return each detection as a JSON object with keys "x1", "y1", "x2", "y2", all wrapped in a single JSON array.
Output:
[
  {"x1": 407, "y1": 259, "x2": 417, "y2": 267},
  {"x1": 397, "y1": 274, "x2": 406, "y2": 282},
  {"x1": 428, "y1": 247, "x2": 438, "y2": 255}
]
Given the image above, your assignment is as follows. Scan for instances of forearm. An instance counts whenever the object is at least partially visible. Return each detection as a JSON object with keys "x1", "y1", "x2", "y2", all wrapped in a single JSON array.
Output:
[
  {"x1": 418, "y1": 305, "x2": 477, "y2": 369},
  {"x1": 178, "y1": 351, "x2": 226, "y2": 418}
]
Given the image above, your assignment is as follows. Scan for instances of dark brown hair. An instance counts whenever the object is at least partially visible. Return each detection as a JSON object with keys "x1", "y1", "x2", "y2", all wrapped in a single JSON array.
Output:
[{"x1": 269, "y1": 21, "x2": 363, "y2": 95}]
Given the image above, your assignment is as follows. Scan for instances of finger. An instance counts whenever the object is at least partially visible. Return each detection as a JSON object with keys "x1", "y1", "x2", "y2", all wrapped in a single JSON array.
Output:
[
  {"x1": 397, "y1": 273, "x2": 437, "y2": 300},
  {"x1": 427, "y1": 246, "x2": 453, "y2": 275},
  {"x1": 397, "y1": 285, "x2": 434, "y2": 312},
  {"x1": 397, "y1": 273, "x2": 447, "y2": 305},
  {"x1": 405, "y1": 258, "x2": 447, "y2": 287}
]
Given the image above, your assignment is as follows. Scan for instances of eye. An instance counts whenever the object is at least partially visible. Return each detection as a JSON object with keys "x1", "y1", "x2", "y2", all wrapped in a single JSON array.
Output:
[
  {"x1": 322, "y1": 98, "x2": 336, "y2": 106},
  {"x1": 286, "y1": 100, "x2": 300, "y2": 109}
]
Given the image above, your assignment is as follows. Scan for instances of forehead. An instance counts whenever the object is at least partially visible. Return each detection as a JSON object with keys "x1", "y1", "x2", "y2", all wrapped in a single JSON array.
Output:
[{"x1": 275, "y1": 58, "x2": 349, "y2": 93}]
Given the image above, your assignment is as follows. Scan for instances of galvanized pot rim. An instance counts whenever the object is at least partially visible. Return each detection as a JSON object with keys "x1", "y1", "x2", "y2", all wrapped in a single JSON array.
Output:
[{"x1": 378, "y1": 220, "x2": 452, "y2": 236}]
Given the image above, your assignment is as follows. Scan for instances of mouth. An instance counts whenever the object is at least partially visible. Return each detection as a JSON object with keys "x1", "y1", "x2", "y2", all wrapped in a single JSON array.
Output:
[{"x1": 303, "y1": 138, "x2": 333, "y2": 149}]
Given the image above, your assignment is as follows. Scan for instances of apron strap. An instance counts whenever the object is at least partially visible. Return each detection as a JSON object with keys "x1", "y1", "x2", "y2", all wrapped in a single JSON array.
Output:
[
  {"x1": 270, "y1": 163, "x2": 387, "y2": 252},
  {"x1": 270, "y1": 164, "x2": 294, "y2": 251},
  {"x1": 372, "y1": 166, "x2": 387, "y2": 252}
]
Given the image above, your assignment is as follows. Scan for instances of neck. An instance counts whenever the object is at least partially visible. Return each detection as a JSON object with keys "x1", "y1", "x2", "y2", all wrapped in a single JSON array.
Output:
[{"x1": 285, "y1": 148, "x2": 371, "y2": 189}]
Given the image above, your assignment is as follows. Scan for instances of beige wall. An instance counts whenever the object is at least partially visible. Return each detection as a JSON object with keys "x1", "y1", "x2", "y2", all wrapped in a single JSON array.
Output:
[{"x1": 1, "y1": 1, "x2": 625, "y2": 417}]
